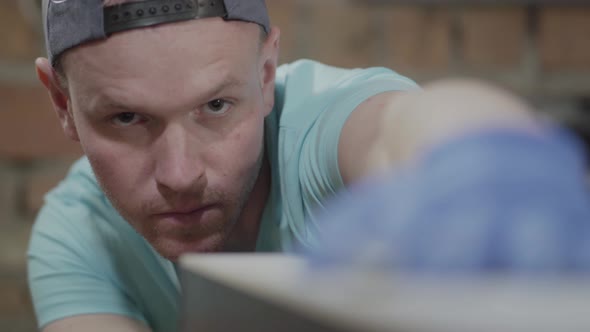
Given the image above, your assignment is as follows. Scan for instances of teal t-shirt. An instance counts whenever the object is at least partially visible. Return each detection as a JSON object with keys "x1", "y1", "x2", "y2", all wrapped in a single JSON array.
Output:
[{"x1": 27, "y1": 60, "x2": 418, "y2": 330}]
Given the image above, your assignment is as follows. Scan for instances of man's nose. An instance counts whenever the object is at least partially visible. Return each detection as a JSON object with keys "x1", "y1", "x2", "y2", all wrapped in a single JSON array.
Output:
[{"x1": 154, "y1": 124, "x2": 206, "y2": 196}]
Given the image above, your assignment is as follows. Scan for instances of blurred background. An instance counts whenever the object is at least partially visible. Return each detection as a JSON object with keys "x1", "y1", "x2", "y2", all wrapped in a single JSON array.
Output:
[{"x1": 0, "y1": 0, "x2": 589, "y2": 331}]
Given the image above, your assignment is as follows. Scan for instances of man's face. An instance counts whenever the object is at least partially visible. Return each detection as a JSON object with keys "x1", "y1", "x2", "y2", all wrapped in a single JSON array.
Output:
[{"x1": 60, "y1": 19, "x2": 275, "y2": 260}]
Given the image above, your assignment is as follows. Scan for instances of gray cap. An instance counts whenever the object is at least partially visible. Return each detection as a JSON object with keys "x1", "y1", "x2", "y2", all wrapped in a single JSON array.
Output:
[{"x1": 42, "y1": 0, "x2": 270, "y2": 65}]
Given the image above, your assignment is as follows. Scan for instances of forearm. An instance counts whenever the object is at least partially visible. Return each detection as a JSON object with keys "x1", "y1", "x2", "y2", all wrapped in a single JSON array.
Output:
[
  {"x1": 42, "y1": 314, "x2": 151, "y2": 332},
  {"x1": 372, "y1": 79, "x2": 541, "y2": 172}
]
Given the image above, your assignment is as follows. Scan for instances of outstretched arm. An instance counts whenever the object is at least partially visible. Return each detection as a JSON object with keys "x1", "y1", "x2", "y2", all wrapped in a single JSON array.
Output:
[
  {"x1": 43, "y1": 314, "x2": 151, "y2": 332},
  {"x1": 338, "y1": 79, "x2": 539, "y2": 184}
]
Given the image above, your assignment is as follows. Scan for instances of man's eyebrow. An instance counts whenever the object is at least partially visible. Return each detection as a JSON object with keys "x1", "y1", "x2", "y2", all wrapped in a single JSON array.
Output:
[
  {"x1": 202, "y1": 76, "x2": 248, "y2": 100},
  {"x1": 87, "y1": 76, "x2": 247, "y2": 114},
  {"x1": 88, "y1": 98, "x2": 134, "y2": 114}
]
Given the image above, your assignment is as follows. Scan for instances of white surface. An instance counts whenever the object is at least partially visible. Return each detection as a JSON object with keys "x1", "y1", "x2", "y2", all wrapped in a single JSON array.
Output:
[{"x1": 180, "y1": 254, "x2": 590, "y2": 332}]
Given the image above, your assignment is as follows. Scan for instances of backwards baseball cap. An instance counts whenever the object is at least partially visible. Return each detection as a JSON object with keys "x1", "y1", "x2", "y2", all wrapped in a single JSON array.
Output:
[{"x1": 42, "y1": 0, "x2": 270, "y2": 66}]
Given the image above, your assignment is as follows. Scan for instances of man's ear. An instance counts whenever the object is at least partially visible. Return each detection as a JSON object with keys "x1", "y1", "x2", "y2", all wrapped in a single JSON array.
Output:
[
  {"x1": 259, "y1": 27, "x2": 280, "y2": 117},
  {"x1": 35, "y1": 57, "x2": 80, "y2": 142}
]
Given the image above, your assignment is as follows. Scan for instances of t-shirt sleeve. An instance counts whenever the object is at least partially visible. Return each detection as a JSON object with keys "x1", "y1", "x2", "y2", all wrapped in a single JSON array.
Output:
[
  {"x1": 297, "y1": 66, "x2": 419, "y2": 247},
  {"x1": 27, "y1": 160, "x2": 148, "y2": 329}
]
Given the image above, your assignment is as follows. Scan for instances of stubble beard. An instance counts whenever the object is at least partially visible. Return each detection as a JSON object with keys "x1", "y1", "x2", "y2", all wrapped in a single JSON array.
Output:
[{"x1": 90, "y1": 143, "x2": 265, "y2": 258}]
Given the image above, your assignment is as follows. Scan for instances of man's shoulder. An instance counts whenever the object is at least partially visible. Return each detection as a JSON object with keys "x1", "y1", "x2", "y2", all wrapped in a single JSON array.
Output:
[
  {"x1": 32, "y1": 156, "x2": 133, "y2": 244},
  {"x1": 276, "y1": 59, "x2": 355, "y2": 85},
  {"x1": 28, "y1": 156, "x2": 178, "y2": 331},
  {"x1": 272, "y1": 59, "x2": 417, "y2": 127},
  {"x1": 275, "y1": 59, "x2": 366, "y2": 99},
  {"x1": 29, "y1": 156, "x2": 165, "y2": 284},
  {"x1": 275, "y1": 59, "x2": 416, "y2": 112},
  {"x1": 48, "y1": 156, "x2": 102, "y2": 200},
  {"x1": 276, "y1": 59, "x2": 414, "y2": 90},
  {"x1": 264, "y1": 61, "x2": 418, "y2": 250}
]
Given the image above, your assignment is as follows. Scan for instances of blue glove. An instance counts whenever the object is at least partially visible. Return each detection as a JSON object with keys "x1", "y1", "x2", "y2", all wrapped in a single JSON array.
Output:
[{"x1": 307, "y1": 126, "x2": 590, "y2": 275}]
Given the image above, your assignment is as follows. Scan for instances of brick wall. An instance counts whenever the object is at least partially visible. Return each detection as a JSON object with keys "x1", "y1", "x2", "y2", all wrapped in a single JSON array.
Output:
[{"x1": 1, "y1": 1, "x2": 589, "y2": 330}]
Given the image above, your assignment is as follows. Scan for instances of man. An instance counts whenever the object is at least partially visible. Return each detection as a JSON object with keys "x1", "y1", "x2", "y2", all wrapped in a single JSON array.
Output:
[{"x1": 28, "y1": 0, "x2": 557, "y2": 331}]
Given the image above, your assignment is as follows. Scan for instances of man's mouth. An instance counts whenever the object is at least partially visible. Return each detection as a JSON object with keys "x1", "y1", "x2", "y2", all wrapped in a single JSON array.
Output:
[{"x1": 153, "y1": 204, "x2": 217, "y2": 225}]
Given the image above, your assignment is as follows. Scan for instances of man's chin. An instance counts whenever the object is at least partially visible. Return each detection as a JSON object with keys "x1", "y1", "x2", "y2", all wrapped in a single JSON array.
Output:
[{"x1": 153, "y1": 234, "x2": 226, "y2": 261}]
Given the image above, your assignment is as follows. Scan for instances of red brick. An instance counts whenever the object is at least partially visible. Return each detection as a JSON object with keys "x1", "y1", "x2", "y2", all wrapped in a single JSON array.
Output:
[
  {"x1": 460, "y1": 7, "x2": 527, "y2": 69},
  {"x1": 0, "y1": 278, "x2": 32, "y2": 317},
  {"x1": 0, "y1": 320, "x2": 38, "y2": 332},
  {"x1": 0, "y1": 2, "x2": 43, "y2": 61},
  {"x1": 0, "y1": 220, "x2": 31, "y2": 272},
  {"x1": 0, "y1": 83, "x2": 82, "y2": 160},
  {"x1": 266, "y1": 0, "x2": 300, "y2": 64},
  {"x1": 539, "y1": 7, "x2": 590, "y2": 71},
  {"x1": 0, "y1": 224, "x2": 33, "y2": 271},
  {"x1": 383, "y1": 6, "x2": 452, "y2": 73},
  {"x1": 307, "y1": 1, "x2": 378, "y2": 68},
  {"x1": 0, "y1": 167, "x2": 19, "y2": 224},
  {"x1": 25, "y1": 160, "x2": 77, "y2": 214}
]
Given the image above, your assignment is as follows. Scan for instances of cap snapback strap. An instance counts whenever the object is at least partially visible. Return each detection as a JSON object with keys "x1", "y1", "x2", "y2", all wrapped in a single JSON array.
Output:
[{"x1": 104, "y1": 0, "x2": 227, "y2": 35}]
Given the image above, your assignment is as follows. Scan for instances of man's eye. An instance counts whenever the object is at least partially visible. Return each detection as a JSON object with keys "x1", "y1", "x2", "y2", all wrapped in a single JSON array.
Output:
[
  {"x1": 204, "y1": 99, "x2": 231, "y2": 115},
  {"x1": 111, "y1": 112, "x2": 143, "y2": 127}
]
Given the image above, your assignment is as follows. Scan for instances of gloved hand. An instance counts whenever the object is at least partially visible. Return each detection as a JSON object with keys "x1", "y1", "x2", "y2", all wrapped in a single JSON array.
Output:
[{"x1": 307, "y1": 126, "x2": 590, "y2": 275}]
